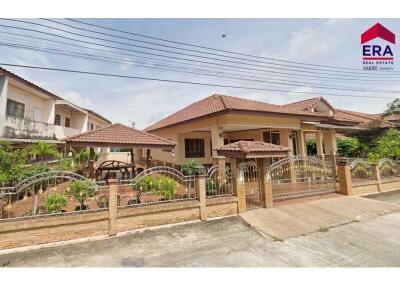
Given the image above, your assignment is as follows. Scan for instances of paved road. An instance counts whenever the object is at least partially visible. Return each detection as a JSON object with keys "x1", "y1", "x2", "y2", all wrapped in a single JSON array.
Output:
[
  {"x1": 1, "y1": 211, "x2": 400, "y2": 267},
  {"x1": 364, "y1": 190, "x2": 400, "y2": 205}
]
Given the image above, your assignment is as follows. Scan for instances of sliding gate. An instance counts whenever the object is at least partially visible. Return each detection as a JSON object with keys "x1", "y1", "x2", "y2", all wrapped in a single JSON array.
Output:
[{"x1": 269, "y1": 156, "x2": 336, "y2": 202}]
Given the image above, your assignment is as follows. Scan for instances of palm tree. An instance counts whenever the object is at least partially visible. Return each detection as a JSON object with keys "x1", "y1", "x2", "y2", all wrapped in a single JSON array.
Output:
[{"x1": 29, "y1": 141, "x2": 60, "y2": 161}]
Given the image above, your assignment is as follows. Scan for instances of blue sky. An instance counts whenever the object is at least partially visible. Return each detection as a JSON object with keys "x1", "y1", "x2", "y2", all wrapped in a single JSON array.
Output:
[{"x1": 0, "y1": 18, "x2": 399, "y2": 129}]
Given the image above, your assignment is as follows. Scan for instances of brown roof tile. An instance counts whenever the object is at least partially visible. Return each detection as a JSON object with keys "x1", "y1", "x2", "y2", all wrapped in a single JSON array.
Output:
[
  {"x1": 65, "y1": 123, "x2": 175, "y2": 148},
  {"x1": 218, "y1": 140, "x2": 289, "y2": 153},
  {"x1": 145, "y1": 94, "x2": 327, "y2": 132}
]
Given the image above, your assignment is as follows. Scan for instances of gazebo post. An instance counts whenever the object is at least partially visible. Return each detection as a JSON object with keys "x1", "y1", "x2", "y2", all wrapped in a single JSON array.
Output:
[
  {"x1": 146, "y1": 149, "x2": 152, "y2": 169},
  {"x1": 89, "y1": 147, "x2": 95, "y2": 179}
]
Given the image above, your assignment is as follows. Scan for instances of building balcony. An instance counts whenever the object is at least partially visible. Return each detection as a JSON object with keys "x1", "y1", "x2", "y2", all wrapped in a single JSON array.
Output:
[
  {"x1": 3, "y1": 115, "x2": 56, "y2": 140},
  {"x1": 54, "y1": 125, "x2": 80, "y2": 140}
]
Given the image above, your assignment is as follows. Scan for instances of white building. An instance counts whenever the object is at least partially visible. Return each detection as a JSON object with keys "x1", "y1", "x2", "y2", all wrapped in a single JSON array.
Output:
[{"x1": 0, "y1": 67, "x2": 111, "y2": 144}]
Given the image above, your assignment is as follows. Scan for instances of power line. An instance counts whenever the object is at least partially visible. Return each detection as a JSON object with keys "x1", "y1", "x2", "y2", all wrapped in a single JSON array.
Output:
[
  {"x1": 42, "y1": 18, "x2": 394, "y2": 76},
  {"x1": 0, "y1": 22, "x2": 398, "y2": 84},
  {"x1": 1, "y1": 18, "x2": 399, "y2": 80},
  {"x1": 67, "y1": 18, "x2": 395, "y2": 73},
  {"x1": 2, "y1": 40, "x2": 400, "y2": 95},
  {"x1": 0, "y1": 63, "x2": 397, "y2": 100}
]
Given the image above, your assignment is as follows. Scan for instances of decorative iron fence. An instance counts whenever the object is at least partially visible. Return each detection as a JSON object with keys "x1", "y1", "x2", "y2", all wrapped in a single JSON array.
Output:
[
  {"x1": 350, "y1": 159, "x2": 373, "y2": 182},
  {"x1": 239, "y1": 160, "x2": 262, "y2": 209},
  {"x1": 0, "y1": 171, "x2": 108, "y2": 221},
  {"x1": 205, "y1": 165, "x2": 233, "y2": 198},
  {"x1": 117, "y1": 166, "x2": 197, "y2": 208},
  {"x1": 269, "y1": 155, "x2": 336, "y2": 201},
  {"x1": 379, "y1": 159, "x2": 400, "y2": 179}
]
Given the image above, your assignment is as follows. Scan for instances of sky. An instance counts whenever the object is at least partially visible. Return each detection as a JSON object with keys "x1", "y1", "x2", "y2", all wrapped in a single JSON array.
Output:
[{"x1": 0, "y1": 18, "x2": 399, "y2": 129}]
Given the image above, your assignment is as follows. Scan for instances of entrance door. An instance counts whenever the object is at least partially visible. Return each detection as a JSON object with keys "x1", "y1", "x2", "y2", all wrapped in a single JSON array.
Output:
[{"x1": 239, "y1": 161, "x2": 262, "y2": 209}]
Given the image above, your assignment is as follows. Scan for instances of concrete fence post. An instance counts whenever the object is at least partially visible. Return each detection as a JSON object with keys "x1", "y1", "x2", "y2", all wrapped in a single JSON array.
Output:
[
  {"x1": 107, "y1": 179, "x2": 118, "y2": 236},
  {"x1": 337, "y1": 162, "x2": 353, "y2": 195},
  {"x1": 231, "y1": 159, "x2": 246, "y2": 213},
  {"x1": 371, "y1": 164, "x2": 382, "y2": 192},
  {"x1": 196, "y1": 175, "x2": 207, "y2": 221},
  {"x1": 257, "y1": 158, "x2": 273, "y2": 208}
]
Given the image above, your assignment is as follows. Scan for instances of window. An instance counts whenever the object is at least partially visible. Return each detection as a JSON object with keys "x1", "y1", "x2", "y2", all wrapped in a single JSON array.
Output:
[
  {"x1": 6, "y1": 99, "x2": 25, "y2": 118},
  {"x1": 90, "y1": 123, "x2": 94, "y2": 130},
  {"x1": 65, "y1": 117, "x2": 71, "y2": 128},
  {"x1": 263, "y1": 131, "x2": 280, "y2": 145},
  {"x1": 230, "y1": 139, "x2": 253, "y2": 143},
  {"x1": 54, "y1": 114, "x2": 61, "y2": 126},
  {"x1": 95, "y1": 124, "x2": 101, "y2": 129},
  {"x1": 185, "y1": 138, "x2": 205, "y2": 158}
]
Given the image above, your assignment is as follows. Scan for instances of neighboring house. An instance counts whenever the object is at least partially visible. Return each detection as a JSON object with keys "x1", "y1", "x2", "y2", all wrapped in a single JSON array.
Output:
[
  {"x1": 0, "y1": 67, "x2": 111, "y2": 144},
  {"x1": 145, "y1": 94, "x2": 365, "y2": 167}
]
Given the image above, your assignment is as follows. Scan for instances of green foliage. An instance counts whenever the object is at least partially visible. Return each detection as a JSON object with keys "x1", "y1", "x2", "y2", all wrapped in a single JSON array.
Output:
[
  {"x1": 53, "y1": 158, "x2": 74, "y2": 171},
  {"x1": 206, "y1": 180, "x2": 217, "y2": 192},
  {"x1": 155, "y1": 175, "x2": 177, "y2": 200},
  {"x1": 306, "y1": 139, "x2": 317, "y2": 156},
  {"x1": 368, "y1": 129, "x2": 400, "y2": 161},
  {"x1": 71, "y1": 148, "x2": 99, "y2": 173},
  {"x1": 337, "y1": 137, "x2": 361, "y2": 158},
  {"x1": 136, "y1": 176, "x2": 156, "y2": 193},
  {"x1": 180, "y1": 160, "x2": 205, "y2": 175},
  {"x1": 46, "y1": 194, "x2": 67, "y2": 214},
  {"x1": 29, "y1": 141, "x2": 61, "y2": 161},
  {"x1": 67, "y1": 180, "x2": 95, "y2": 209},
  {"x1": 384, "y1": 98, "x2": 400, "y2": 116},
  {"x1": 23, "y1": 164, "x2": 51, "y2": 191},
  {"x1": 96, "y1": 194, "x2": 121, "y2": 208},
  {"x1": 0, "y1": 142, "x2": 29, "y2": 186}
]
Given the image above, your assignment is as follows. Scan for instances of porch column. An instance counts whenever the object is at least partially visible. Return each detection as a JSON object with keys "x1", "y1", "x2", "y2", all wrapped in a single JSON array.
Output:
[
  {"x1": 296, "y1": 130, "x2": 306, "y2": 156},
  {"x1": 211, "y1": 126, "x2": 225, "y2": 166},
  {"x1": 323, "y1": 131, "x2": 337, "y2": 156},
  {"x1": 231, "y1": 158, "x2": 246, "y2": 213},
  {"x1": 89, "y1": 147, "x2": 95, "y2": 179},
  {"x1": 279, "y1": 130, "x2": 290, "y2": 149},
  {"x1": 315, "y1": 131, "x2": 324, "y2": 160},
  {"x1": 257, "y1": 158, "x2": 273, "y2": 208}
]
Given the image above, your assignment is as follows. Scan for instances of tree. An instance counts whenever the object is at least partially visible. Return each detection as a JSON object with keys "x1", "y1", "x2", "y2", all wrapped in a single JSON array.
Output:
[
  {"x1": 306, "y1": 139, "x2": 317, "y2": 155},
  {"x1": 384, "y1": 98, "x2": 400, "y2": 116},
  {"x1": 336, "y1": 137, "x2": 361, "y2": 158},
  {"x1": 180, "y1": 160, "x2": 205, "y2": 175},
  {"x1": 0, "y1": 141, "x2": 28, "y2": 186},
  {"x1": 29, "y1": 141, "x2": 61, "y2": 161},
  {"x1": 46, "y1": 194, "x2": 67, "y2": 214},
  {"x1": 368, "y1": 129, "x2": 400, "y2": 161},
  {"x1": 67, "y1": 180, "x2": 96, "y2": 210}
]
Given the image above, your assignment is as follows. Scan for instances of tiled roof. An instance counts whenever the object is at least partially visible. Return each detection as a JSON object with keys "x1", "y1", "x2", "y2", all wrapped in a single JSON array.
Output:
[
  {"x1": 217, "y1": 141, "x2": 289, "y2": 158},
  {"x1": 64, "y1": 123, "x2": 175, "y2": 148},
  {"x1": 384, "y1": 114, "x2": 400, "y2": 121},
  {"x1": 282, "y1": 97, "x2": 334, "y2": 111},
  {"x1": 333, "y1": 109, "x2": 380, "y2": 124},
  {"x1": 145, "y1": 94, "x2": 328, "y2": 132}
]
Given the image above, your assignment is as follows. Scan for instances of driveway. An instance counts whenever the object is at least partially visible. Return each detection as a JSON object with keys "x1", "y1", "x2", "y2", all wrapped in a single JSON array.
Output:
[{"x1": 1, "y1": 194, "x2": 400, "y2": 267}]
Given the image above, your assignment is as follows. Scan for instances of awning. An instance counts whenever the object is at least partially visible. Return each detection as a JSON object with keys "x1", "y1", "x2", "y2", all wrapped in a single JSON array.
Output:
[
  {"x1": 217, "y1": 140, "x2": 289, "y2": 158},
  {"x1": 302, "y1": 121, "x2": 365, "y2": 131}
]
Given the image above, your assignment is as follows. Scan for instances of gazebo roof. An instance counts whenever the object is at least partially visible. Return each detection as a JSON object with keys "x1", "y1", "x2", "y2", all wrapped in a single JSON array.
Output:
[
  {"x1": 64, "y1": 123, "x2": 175, "y2": 149},
  {"x1": 217, "y1": 141, "x2": 289, "y2": 158}
]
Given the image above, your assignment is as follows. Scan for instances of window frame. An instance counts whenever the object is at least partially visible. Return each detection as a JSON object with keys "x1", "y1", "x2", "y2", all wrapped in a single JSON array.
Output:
[
  {"x1": 54, "y1": 114, "x2": 61, "y2": 126},
  {"x1": 184, "y1": 138, "x2": 205, "y2": 158},
  {"x1": 6, "y1": 99, "x2": 25, "y2": 119},
  {"x1": 65, "y1": 117, "x2": 71, "y2": 128}
]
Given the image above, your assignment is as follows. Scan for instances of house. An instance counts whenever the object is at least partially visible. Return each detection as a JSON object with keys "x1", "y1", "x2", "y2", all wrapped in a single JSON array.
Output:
[
  {"x1": 145, "y1": 94, "x2": 367, "y2": 167},
  {"x1": 0, "y1": 67, "x2": 111, "y2": 145}
]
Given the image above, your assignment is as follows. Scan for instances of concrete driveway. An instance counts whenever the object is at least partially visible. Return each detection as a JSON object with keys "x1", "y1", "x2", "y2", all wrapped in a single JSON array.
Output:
[
  {"x1": 1, "y1": 194, "x2": 400, "y2": 267},
  {"x1": 240, "y1": 196, "x2": 400, "y2": 240}
]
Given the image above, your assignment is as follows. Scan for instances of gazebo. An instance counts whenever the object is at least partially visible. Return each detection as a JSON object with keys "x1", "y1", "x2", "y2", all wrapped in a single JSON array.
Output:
[{"x1": 64, "y1": 123, "x2": 176, "y2": 179}]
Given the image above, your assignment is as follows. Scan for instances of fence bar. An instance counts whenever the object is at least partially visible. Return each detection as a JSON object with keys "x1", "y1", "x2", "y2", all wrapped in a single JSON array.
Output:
[{"x1": 108, "y1": 179, "x2": 118, "y2": 236}]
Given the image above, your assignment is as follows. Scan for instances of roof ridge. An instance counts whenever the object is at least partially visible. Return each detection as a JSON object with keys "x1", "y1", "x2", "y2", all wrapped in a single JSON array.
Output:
[{"x1": 335, "y1": 108, "x2": 377, "y2": 120}]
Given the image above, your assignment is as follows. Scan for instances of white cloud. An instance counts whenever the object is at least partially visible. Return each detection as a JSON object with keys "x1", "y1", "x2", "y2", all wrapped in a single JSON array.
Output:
[{"x1": 58, "y1": 90, "x2": 92, "y2": 108}]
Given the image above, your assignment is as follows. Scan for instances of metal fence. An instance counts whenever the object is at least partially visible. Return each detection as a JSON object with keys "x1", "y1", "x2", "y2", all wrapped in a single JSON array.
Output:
[
  {"x1": 379, "y1": 158, "x2": 400, "y2": 179},
  {"x1": 205, "y1": 165, "x2": 233, "y2": 198},
  {"x1": 270, "y1": 156, "x2": 336, "y2": 201},
  {"x1": 117, "y1": 166, "x2": 197, "y2": 208},
  {"x1": 239, "y1": 161, "x2": 262, "y2": 209},
  {"x1": 0, "y1": 171, "x2": 108, "y2": 221},
  {"x1": 350, "y1": 159, "x2": 373, "y2": 182}
]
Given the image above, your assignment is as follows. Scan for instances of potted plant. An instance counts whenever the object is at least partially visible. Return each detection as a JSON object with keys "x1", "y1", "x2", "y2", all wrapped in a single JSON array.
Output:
[
  {"x1": 46, "y1": 193, "x2": 67, "y2": 214},
  {"x1": 180, "y1": 160, "x2": 206, "y2": 176},
  {"x1": 67, "y1": 180, "x2": 96, "y2": 211},
  {"x1": 96, "y1": 194, "x2": 121, "y2": 208}
]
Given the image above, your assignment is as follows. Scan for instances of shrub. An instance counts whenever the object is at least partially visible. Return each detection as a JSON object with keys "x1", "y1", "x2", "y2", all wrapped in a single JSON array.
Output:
[
  {"x1": 180, "y1": 160, "x2": 205, "y2": 175},
  {"x1": 337, "y1": 137, "x2": 361, "y2": 158},
  {"x1": 156, "y1": 176, "x2": 177, "y2": 200},
  {"x1": 96, "y1": 194, "x2": 121, "y2": 208},
  {"x1": 67, "y1": 180, "x2": 96, "y2": 210},
  {"x1": 206, "y1": 180, "x2": 216, "y2": 192},
  {"x1": 46, "y1": 194, "x2": 67, "y2": 214}
]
